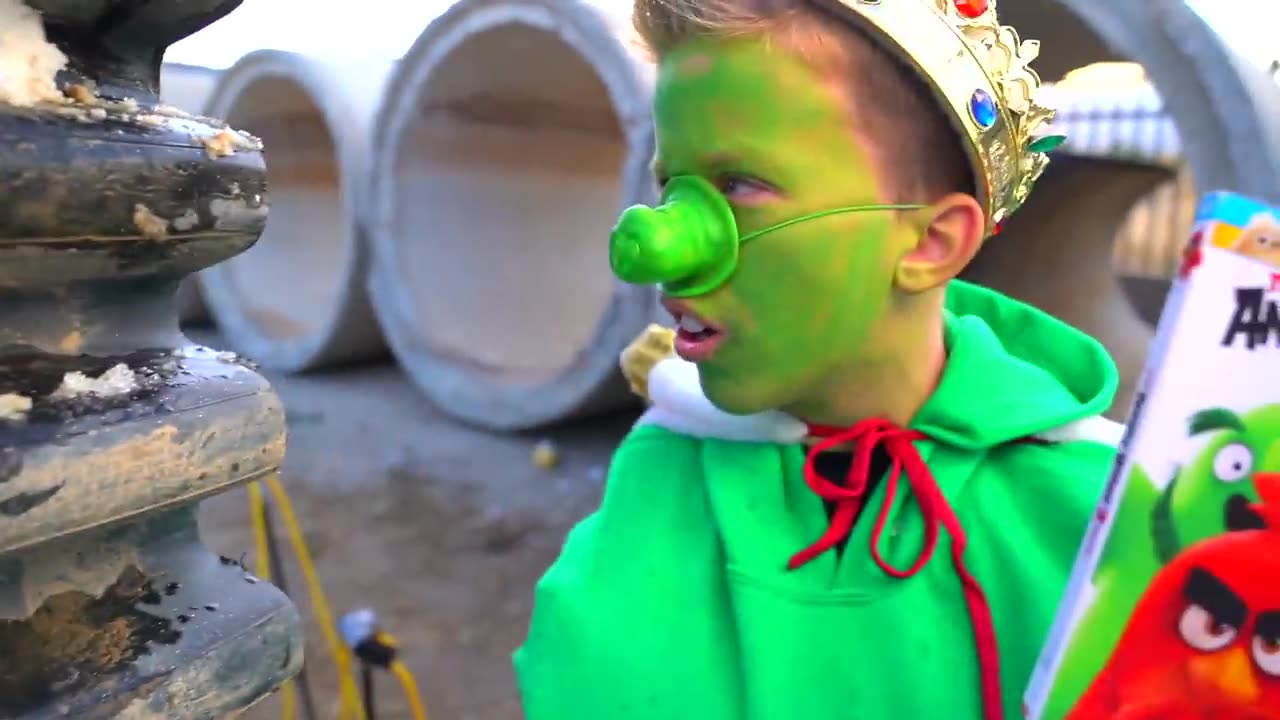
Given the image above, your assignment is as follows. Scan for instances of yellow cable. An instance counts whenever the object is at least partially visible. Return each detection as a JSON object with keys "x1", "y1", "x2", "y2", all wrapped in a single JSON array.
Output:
[
  {"x1": 390, "y1": 660, "x2": 430, "y2": 720},
  {"x1": 248, "y1": 482, "x2": 298, "y2": 720},
  {"x1": 248, "y1": 482, "x2": 270, "y2": 579},
  {"x1": 264, "y1": 474, "x2": 368, "y2": 720},
  {"x1": 253, "y1": 476, "x2": 433, "y2": 720}
]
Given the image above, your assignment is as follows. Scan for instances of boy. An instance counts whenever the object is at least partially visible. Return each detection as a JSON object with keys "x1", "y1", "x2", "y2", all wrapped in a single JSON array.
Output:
[{"x1": 516, "y1": 0, "x2": 1125, "y2": 718}]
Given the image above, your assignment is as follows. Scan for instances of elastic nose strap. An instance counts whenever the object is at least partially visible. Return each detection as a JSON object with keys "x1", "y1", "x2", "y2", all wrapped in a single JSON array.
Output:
[
  {"x1": 611, "y1": 168, "x2": 927, "y2": 297},
  {"x1": 739, "y1": 204, "x2": 927, "y2": 244}
]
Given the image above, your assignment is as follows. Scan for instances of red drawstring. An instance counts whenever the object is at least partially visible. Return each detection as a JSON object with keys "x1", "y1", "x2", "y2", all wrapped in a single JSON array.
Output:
[{"x1": 791, "y1": 418, "x2": 1004, "y2": 720}]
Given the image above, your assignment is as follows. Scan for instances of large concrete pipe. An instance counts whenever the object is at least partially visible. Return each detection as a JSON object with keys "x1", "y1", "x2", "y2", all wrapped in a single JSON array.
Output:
[
  {"x1": 199, "y1": 50, "x2": 387, "y2": 371},
  {"x1": 159, "y1": 62, "x2": 223, "y2": 326},
  {"x1": 1042, "y1": 0, "x2": 1280, "y2": 197},
  {"x1": 366, "y1": 0, "x2": 656, "y2": 431},
  {"x1": 965, "y1": 0, "x2": 1280, "y2": 418},
  {"x1": 1046, "y1": 65, "x2": 1195, "y2": 323}
]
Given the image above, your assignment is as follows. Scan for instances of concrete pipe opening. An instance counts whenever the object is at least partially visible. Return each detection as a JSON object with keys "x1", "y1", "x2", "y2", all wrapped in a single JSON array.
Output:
[
  {"x1": 369, "y1": 0, "x2": 656, "y2": 431},
  {"x1": 200, "y1": 51, "x2": 386, "y2": 372}
]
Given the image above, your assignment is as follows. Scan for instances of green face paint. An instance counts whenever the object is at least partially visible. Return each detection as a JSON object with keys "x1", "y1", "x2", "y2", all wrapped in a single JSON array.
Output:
[{"x1": 618, "y1": 35, "x2": 922, "y2": 416}]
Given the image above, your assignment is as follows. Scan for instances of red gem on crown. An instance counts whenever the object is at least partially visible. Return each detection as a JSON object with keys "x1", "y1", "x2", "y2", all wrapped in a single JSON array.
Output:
[{"x1": 953, "y1": 0, "x2": 989, "y2": 18}]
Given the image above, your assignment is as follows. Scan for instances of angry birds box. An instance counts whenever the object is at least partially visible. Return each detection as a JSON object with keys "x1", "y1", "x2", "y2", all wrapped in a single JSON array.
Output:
[{"x1": 1023, "y1": 191, "x2": 1280, "y2": 720}]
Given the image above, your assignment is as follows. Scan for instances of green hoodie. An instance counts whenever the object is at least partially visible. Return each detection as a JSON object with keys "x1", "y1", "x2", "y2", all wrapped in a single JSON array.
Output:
[{"x1": 515, "y1": 281, "x2": 1122, "y2": 720}]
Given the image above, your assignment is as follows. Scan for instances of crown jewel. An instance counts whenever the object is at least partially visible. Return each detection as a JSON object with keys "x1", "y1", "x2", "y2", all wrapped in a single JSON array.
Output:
[{"x1": 827, "y1": 0, "x2": 1056, "y2": 234}]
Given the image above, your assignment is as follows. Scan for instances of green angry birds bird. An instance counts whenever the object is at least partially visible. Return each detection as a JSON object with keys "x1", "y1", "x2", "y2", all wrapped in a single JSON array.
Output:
[{"x1": 1042, "y1": 402, "x2": 1280, "y2": 718}]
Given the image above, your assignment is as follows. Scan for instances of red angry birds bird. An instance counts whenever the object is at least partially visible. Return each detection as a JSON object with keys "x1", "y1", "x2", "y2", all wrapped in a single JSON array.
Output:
[{"x1": 1067, "y1": 472, "x2": 1280, "y2": 720}]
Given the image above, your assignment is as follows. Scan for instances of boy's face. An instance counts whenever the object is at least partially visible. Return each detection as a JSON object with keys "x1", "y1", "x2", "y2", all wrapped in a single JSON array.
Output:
[{"x1": 653, "y1": 35, "x2": 912, "y2": 415}]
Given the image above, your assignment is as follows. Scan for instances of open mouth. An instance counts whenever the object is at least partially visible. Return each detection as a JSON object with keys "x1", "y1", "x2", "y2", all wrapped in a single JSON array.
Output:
[
  {"x1": 663, "y1": 299, "x2": 726, "y2": 363},
  {"x1": 1225, "y1": 493, "x2": 1266, "y2": 531}
]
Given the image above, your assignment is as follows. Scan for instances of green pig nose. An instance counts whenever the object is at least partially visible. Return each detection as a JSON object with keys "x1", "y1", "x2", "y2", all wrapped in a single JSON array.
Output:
[{"x1": 609, "y1": 175, "x2": 739, "y2": 297}]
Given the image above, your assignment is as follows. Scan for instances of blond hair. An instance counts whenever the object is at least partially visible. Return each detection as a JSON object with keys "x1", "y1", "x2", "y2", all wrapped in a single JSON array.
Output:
[{"x1": 633, "y1": 0, "x2": 974, "y2": 204}]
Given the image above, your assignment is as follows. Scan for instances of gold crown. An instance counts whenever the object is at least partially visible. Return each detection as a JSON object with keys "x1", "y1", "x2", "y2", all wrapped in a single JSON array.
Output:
[{"x1": 823, "y1": 0, "x2": 1058, "y2": 234}]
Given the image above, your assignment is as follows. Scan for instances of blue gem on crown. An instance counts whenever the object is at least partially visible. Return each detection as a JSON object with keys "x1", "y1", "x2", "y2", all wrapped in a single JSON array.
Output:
[{"x1": 969, "y1": 89, "x2": 997, "y2": 129}]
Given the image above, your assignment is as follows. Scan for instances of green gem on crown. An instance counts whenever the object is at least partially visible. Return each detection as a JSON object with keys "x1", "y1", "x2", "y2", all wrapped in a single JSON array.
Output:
[{"x1": 1028, "y1": 134, "x2": 1068, "y2": 153}]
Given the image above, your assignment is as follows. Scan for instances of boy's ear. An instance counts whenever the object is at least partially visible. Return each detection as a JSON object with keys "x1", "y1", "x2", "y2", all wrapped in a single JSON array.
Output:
[{"x1": 893, "y1": 193, "x2": 986, "y2": 294}]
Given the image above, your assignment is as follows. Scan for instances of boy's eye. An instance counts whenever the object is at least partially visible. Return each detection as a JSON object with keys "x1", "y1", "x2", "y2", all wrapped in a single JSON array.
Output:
[{"x1": 716, "y1": 175, "x2": 775, "y2": 204}]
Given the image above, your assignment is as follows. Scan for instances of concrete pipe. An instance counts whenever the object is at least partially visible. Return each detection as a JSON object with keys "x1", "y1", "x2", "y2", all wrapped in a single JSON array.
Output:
[
  {"x1": 160, "y1": 62, "x2": 224, "y2": 326},
  {"x1": 366, "y1": 0, "x2": 656, "y2": 431},
  {"x1": 200, "y1": 50, "x2": 387, "y2": 371},
  {"x1": 1034, "y1": 0, "x2": 1280, "y2": 199},
  {"x1": 966, "y1": 0, "x2": 1280, "y2": 418}
]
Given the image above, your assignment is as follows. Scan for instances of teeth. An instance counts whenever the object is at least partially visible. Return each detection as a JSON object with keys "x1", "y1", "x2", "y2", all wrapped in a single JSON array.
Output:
[{"x1": 679, "y1": 315, "x2": 707, "y2": 333}]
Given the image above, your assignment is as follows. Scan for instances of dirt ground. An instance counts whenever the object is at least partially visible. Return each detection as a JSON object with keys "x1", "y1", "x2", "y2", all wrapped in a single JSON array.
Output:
[{"x1": 195, "y1": 339, "x2": 638, "y2": 720}]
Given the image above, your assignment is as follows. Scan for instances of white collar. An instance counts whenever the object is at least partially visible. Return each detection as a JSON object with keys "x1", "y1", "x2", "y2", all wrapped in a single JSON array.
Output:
[{"x1": 634, "y1": 356, "x2": 1124, "y2": 447}]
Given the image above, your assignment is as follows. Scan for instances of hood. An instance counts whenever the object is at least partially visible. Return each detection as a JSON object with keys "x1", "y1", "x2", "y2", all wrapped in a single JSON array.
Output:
[
  {"x1": 919, "y1": 280, "x2": 1119, "y2": 449},
  {"x1": 636, "y1": 280, "x2": 1122, "y2": 448}
]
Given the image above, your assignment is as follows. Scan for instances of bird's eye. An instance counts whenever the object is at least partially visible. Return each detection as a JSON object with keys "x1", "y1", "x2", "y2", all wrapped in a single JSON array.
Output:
[
  {"x1": 1178, "y1": 603, "x2": 1238, "y2": 651},
  {"x1": 1252, "y1": 634, "x2": 1280, "y2": 677},
  {"x1": 1212, "y1": 443, "x2": 1254, "y2": 483}
]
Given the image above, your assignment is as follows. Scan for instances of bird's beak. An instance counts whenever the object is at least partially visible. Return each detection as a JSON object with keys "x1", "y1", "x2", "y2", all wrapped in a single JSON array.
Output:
[{"x1": 1188, "y1": 647, "x2": 1261, "y2": 706}]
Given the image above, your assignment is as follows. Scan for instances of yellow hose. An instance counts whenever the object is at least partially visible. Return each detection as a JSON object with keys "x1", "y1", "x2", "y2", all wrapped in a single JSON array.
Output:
[
  {"x1": 391, "y1": 660, "x2": 429, "y2": 720},
  {"x1": 262, "y1": 474, "x2": 367, "y2": 720},
  {"x1": 250, "y1": 474, "x2": 432, "y2": 720},
  {"x1": 248, "y1": 481, "x2": 298, "y2": 720}
]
